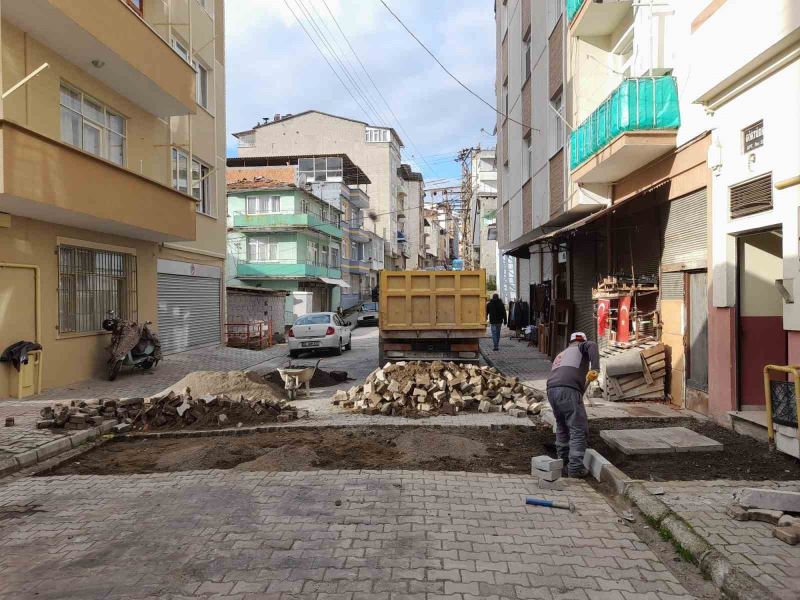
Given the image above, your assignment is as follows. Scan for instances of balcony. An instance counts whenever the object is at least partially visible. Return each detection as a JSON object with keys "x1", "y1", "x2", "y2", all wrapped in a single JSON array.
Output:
[
  {"x1": 237, "y1": 263, "x2": 342, "y2": 280},
  {"x1": 3, "y1": 0, "x2": 196, "y2": 117},
  {"x1": 348, "y1": 188, "x2": 370, "y2": 209},
  {"x1": 349, "y1": 228, "x2": 371, "y2": 243},
  {"x1": 0, "y1": 120, "x2": 195, "y2": 241},
  {"x1": 568, "y1": 0, "x2": 632, "y2": 37},
  {"x1": 232, "y1": 214, "x2": 343, "y2": 239},
  {"x1": 570, "y1": 77, "x2": 680, "y2": 184}
]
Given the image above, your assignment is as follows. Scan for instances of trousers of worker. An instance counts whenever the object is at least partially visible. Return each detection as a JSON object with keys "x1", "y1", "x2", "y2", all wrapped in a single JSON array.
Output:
[{"x1": 546, "y1": 386, "x2": 588, "y2": 474}]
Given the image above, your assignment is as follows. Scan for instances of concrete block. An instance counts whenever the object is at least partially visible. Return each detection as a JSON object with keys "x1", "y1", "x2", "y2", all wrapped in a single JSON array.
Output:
[
  {"x1": 36, "y1": 437, "x2": 72, "y2": 462},
  {"x1": 532, "y1": 456, "x2": 563, "y2": 473},
  {"x1": 98, "y1": 420, "x2": 117, "y2": 434},
  {"x1": 69, "y1": 429, "x2": 95, "y2": 448},
  {"x1": 0, "y1": 457, "x2": 19, "y2": 477},
  {"x1": 778, "y1": 514, "x2": 800, "y2": 528},
  {"x1": 726, "y1": 504, "x2": 750, "y2": 521},
  {"x1": 508, "y1": 408, "x2": 528, "y2": 418},
  {"x1": 773, "y1": 524, "x2": 800, "y2": 545},
  {"x1": 113, "y1": 423, "x2": 133, "y2": 434},
  {"x1": 737, "y1": 488, "x2": 800, "y2": 513},
  {"x1": 583, "y1": 448, "x2": 611, "y2": 480},
  {"x1": 747, "y1": 508, "x2": 783, "y2": 525},
  {"x1": 537, "y1": 478, "x2": 565, "y2": 491},
  {"x1": 14, "y1": 450, "x2": 38, "y2": 469},
  {"x1": 600, "y1": 427, "x2": 722, "y2": 455},
  {"x1": 536, "y1": 469, "x2": 560, "y2": 482}
]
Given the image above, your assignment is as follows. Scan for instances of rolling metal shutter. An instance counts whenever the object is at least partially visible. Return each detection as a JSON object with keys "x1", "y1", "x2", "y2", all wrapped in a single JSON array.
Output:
[
  {"x1": 572, "y1": 236, "x2": 597, "y2": 342},
  {"x1": 157, "y1": 274, "x2": 221, "y2": 354},
  {"x1": 661, "y1": 188, "x2": 707, "y2": 300}
]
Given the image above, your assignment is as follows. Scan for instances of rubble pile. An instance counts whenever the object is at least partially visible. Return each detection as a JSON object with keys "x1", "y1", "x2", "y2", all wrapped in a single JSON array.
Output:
[
  {"x1": 37, "y1": 389, "x2": 300, "y2": 433},
  {"x1": 333, "y1": 361, "x2": 545, "y2": 417}
]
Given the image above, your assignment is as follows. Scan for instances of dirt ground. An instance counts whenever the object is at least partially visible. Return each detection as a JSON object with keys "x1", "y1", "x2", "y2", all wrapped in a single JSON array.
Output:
[{"x1": 43, "y1": 419, "x2": 800, "y2": 480}]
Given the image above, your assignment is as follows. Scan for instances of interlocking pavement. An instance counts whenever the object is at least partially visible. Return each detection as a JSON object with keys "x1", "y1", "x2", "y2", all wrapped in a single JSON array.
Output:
[
  {"x1": 644, "y1": 480, "x2": 800, "y2": 599},
  {"x1": 480, "y1": 327, "x2": 552, "y2": 390},
  {"x1": 0, "y1": 469, "x2": 696, "y2": 599}
]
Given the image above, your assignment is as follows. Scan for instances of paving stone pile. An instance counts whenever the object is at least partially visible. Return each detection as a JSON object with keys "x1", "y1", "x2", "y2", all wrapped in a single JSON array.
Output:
[
  {"x1": 332, "y1": 361, "x2": 545, "y2": 417},
  {"x1": 728, "y1": 487, "x2": 800, "y2": 545},
  {"x1": 37, "y1": 398, "x2": 142, "y2": 433},
  {"x1": 37, "y1": 390, "x2": 299, "y2": 434}
]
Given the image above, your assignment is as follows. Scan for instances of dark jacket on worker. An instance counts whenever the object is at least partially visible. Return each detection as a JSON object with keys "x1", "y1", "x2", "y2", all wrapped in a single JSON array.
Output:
[
  {"x1": 546, "y1": 340, "x2": 600, "y2": 393},
  {"x1": 486, "y1": 298, "x2": 507, "y2": 325}
]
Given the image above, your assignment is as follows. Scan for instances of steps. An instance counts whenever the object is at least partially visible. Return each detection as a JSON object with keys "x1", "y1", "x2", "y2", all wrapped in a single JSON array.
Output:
[{"x1": 729, "y1": 410, "x2": 799, "y2": 458}]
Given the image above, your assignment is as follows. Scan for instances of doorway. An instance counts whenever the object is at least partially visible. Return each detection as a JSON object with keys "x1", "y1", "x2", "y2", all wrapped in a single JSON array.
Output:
[{"x1": 736, "y1": 229, "x2": 785, "y2": 409}]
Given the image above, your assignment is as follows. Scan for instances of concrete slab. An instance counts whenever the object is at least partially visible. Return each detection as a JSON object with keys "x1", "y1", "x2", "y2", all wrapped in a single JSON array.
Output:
[
  {"x1": 600, "y1": 427, "x2": 723, "y2": 455},
  {"x1": 738, "y1": 488, "x2": 800, "y2": 513},
  {"x1": 601, "y1": 429, "x2": 673, "y2": 454}
]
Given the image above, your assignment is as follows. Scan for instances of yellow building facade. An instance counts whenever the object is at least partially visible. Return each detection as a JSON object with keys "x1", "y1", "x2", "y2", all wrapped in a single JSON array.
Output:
[{"x1": 0, "y1": 0, "x2": 226, "y2": 394}]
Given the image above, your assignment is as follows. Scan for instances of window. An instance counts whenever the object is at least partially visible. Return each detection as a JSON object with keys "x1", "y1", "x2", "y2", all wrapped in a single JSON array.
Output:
[
  {"x1": 60, "y1": 84, "x2": 126, "y2": 165},
  {"x1": 307, "y1": 241, "x2": 319, "y2": 265},
  {"x1": 330, "y1": 246, "x2": 340, "y2": 268},
  {"x1": 523, "y1": 136, "x2": 532, "y2": 181},
  {"x1": 195, "y1": 62, "x2": 209, "y2": 109},
  {"x1": 503, "y1": 83, "x2": 509, "y2": 118},
  {"x1": 246, "y1": 195, "x2": 280, "y2": 215},
  {"x1": 298, "y1": 156, "x2": 343, "y2": 182},
  {"x1": 549, "y1": 91, "x2": 564, "y2": 155},
  {"x1": 248, "y1": 237, "x2": 278, "y2": 262},
  {"x1": 171, "y1": 37, "x2": 190, "y2": 62},
  {"x1": 57, "y1": 245, "x2": 137, "y2": 334},
  {"x1": 523, "y1": 36, "x2": 531, "y2": 81},
  {"x1": 171, "y1": 148, "x2": 189, "y2": 193},
  {"x1": 295, "y1": 314, "x2": 330, "y2": 325},
  {"x1": 321, "y1": 246, "x2": 328, "y2": 268},
  {"x1": 365, "y1": 127, "x2": 391, "y2": 143},
  {"x1": 192, "y1": 159, "x2": 211, "y2": 215}
]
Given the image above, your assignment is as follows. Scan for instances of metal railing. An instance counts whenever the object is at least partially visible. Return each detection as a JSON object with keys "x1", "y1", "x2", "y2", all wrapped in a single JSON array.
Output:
[{"x1": 569, "y1": 76, "x2": 680, "y2": 170}]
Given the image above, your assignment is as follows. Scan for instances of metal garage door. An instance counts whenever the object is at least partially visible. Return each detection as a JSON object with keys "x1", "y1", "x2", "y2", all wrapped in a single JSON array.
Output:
[{"x1": 157, "y1": 273, "x2": 221, "y2": 354}]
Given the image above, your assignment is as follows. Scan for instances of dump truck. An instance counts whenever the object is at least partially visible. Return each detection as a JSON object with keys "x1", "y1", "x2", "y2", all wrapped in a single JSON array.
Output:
[{"x1": 378, "y1": 269, "x2": 486, "y2": 364}]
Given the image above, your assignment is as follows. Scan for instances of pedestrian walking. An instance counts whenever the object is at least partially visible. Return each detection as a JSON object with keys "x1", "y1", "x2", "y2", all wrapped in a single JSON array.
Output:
[
  {"x1": 545, "y1": 332, "x2": 599, "y2": 477},
  {"x1": 486, "y1": 293, "x2": 507, "y2": 351}
]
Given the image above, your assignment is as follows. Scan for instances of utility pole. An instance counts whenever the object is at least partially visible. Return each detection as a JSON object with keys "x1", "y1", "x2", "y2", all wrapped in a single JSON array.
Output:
[{"x1": 457, "y1": 147, "x2": 474, "y2": 269}]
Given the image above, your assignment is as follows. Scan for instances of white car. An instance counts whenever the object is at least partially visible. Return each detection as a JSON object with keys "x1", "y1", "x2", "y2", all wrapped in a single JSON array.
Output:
[{"x1": 288, "y1": 312, "x2": 352, "y2": 358}]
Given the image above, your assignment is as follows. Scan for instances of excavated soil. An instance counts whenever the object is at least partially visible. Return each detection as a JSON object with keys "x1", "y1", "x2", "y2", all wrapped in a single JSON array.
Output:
[{"x1": 42, "y1": 420, "x2": 800, "y2": 480}]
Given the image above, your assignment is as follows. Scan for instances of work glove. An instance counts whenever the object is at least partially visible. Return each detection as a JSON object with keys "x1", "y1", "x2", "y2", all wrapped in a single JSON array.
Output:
[{"x1": 585, "y1": 370, "x2": 599, "y2": 384}]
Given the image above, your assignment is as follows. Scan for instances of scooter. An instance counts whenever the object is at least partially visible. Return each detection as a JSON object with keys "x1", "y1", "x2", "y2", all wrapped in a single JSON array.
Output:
[{"x1": 102, "y1": 311, "x2": 162, "y2": 381}]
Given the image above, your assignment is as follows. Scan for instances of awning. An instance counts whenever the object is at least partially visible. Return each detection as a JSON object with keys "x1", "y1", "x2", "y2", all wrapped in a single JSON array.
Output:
[
  {"x1": 319, "y1": 277, "x2": 351, "y2": 288},
  {"x1": 501, "y1": 227, "x2": 546, "y2": 258}
]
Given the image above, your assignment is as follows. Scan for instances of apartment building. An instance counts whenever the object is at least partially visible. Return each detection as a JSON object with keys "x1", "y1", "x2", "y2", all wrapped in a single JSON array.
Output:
[
  {"x1": 227, "y1": 178, "x2": 345, "y2": 318},
  {"x1": 0, "y1": 0, "x2": 226, "y2": 393},
  {"x1": 398, "y1": 164, "x2": 425, "y2": 270},
  {"x1": 226, "y1": 153, "x2": 380, "y2": 306},
  {"x1": 470, "y1": 147, "x2": 499, "y2": 288},
  {"x1": 232, "y1": 111, "x2": 417, "y2": 271}
]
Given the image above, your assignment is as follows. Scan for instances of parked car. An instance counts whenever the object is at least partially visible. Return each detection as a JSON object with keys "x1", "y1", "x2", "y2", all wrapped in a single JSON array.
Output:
[
  {"x1": 357, "y1": 301, "x2": 379, "y2": 326},
  {"x1": 288, "y1": 312, "x2": 352, "y2": 358}
]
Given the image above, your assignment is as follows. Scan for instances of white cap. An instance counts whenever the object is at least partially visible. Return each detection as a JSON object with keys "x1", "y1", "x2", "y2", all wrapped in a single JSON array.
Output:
[{"x1": 570, "y1": 332, "x2": 587, "y2": 342}]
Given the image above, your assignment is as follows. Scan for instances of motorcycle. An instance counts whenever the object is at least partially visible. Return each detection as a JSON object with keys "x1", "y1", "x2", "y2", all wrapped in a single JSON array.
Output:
[{"x1": 102, "y1": 311, "x2": 162, "y2": 381}]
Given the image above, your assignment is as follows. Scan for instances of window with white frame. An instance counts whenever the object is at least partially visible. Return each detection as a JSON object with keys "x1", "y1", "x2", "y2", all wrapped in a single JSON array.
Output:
[
  {"x1": 248, "y1": 237, "x2": 278, "y2": 262},
  {"x1": 171, "y1": 147, "x2": 190, "y2": 193},
  {"x1": 171, "y1": 37, "x2": 190, "y2": 61},
  {"x1": 523, "y1": 35, "x2": 531, "y2": 81},
  {"x1": 298, "y1": 156, "x2": 343, "y2": 182},
  {"x1": 330, "y1": 246, "x2": 340, "y2": 268},
  {"x1": 195, "y1": 61, "x2": 209, "y2": 109},
  {"x1": 60, "y1": 84, "x2": 126, "y2": 166},
  {"x1": 365, "y1": 127, "x2": 391, "y2": 143},
  {"x1": 307, "y1": 241, "x2": 319, "y2": 265},
  {"x1": 246, "y1": 195, "x2": 280, "y2": 215},
  {"x1": 550, "y1": 91, "x2": 564, "y2": 156},
  {"x1": 192, "y1": 159, "x2": 211, "y2": 215},
  {"x1": 321, "y1": 246, "x2": 328, "y2": 268}
]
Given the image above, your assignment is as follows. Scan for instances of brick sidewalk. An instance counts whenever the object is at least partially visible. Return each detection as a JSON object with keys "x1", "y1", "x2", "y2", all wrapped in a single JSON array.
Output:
[
  {"x1": 0, "y1": 344, "x2": 287, "y2": 466},
  {"x1": 0, "y1": 469, "x2": 696, "y2": 599},
  {"x1": 645, "y1": 480, "x2": 800, "y2": 599}
]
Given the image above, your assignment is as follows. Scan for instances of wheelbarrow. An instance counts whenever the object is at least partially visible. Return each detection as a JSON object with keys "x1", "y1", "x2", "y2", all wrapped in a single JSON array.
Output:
[{"x1": 277, "y1": 359, "x2": 320, "y2": 400}]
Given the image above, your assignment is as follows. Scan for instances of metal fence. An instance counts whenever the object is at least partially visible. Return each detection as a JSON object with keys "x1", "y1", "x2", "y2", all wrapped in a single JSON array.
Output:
[{"x1": 57, "y1": 245, "x2": 137, "y2": 334}]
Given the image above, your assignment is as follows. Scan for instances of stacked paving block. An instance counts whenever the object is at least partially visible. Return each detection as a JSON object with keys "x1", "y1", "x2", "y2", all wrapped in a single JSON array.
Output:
[{"x1": 531, "y1": 455, "x2": 563, "y2": 489}]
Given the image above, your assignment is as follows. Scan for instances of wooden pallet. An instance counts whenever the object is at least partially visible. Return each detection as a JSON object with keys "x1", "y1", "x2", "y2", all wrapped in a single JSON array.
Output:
[{"x1": 603, "y1": 343, "x2": 667, "y2": 402}]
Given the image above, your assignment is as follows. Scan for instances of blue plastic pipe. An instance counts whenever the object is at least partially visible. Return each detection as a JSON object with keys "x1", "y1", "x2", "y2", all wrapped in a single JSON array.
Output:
[{"x1": 526, "y1": 497, "x2": 574, "y2": 511}]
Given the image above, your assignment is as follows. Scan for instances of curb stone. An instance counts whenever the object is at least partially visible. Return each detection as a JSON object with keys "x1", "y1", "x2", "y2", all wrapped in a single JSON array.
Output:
[{"x1": 0, "y1": 420, "x2": 116, "y2": 481}]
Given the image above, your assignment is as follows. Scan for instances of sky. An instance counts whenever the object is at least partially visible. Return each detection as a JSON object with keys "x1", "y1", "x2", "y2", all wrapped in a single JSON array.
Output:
[{"x1": 224, "y1": 0, "x2": 497, "y2": 187}]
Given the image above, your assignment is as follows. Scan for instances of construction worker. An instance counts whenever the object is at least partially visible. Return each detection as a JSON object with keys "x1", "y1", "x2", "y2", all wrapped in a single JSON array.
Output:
[
  {"x1": 486, "y1": 293, "x2": 507, "y2": 351},
  {"x1": 546, "y1": 331, "x2": 599, "y2": 478}
]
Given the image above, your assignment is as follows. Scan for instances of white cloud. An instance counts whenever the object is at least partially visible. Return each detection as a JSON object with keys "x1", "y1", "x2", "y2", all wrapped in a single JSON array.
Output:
[{"x1": 224, "y1": 0, "x2": 497, "y2": 181}]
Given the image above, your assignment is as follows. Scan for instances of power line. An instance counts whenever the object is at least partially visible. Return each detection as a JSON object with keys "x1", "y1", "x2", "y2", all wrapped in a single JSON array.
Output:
[{"x1": 378, "y1": 0, "x2": 540, "y2": 133}]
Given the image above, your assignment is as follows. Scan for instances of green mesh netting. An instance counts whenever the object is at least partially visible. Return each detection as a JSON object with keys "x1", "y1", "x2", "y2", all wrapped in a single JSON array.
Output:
[
  {"x1": 569, "y1": 77, "x2": 681, "y2": 171},
  {"x1": 567, "y1": 0, "x2": 586, "y2": 22}
]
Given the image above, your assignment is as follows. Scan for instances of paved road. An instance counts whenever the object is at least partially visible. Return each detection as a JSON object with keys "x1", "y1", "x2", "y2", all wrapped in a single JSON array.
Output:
[{"x1": 0, "y1": 470, "x2": 697, "y2": 600}]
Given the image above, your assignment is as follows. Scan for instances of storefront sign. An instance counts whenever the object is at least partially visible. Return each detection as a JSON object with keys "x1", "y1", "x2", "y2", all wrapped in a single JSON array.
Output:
[{"x1": 742, "y1": 120, "x2": 763, "y2": 153}]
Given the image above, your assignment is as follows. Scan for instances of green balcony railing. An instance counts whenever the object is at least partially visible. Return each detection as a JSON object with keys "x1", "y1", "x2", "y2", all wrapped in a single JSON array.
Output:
[
  {"x1": 232, "y1": 213, "x2": 343, "y2": 239},
  {"x1": 569, "y1": 76, "x2": 681, "y2": 171},
  {"x1": 567, "y1": 0, "x2": 586, "y2": 22},
  {"x1": 237, "y1": 262, "x2": 342, "y2": 279}
]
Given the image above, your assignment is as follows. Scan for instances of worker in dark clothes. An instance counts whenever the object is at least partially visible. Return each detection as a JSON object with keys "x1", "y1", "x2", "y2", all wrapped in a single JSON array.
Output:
[
  {"x1": 486, "y1": 294, "x2": 507, "y2": 351},
  {"x1": 546, "y1": 332, "x2": 599, "y2": 477}
]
